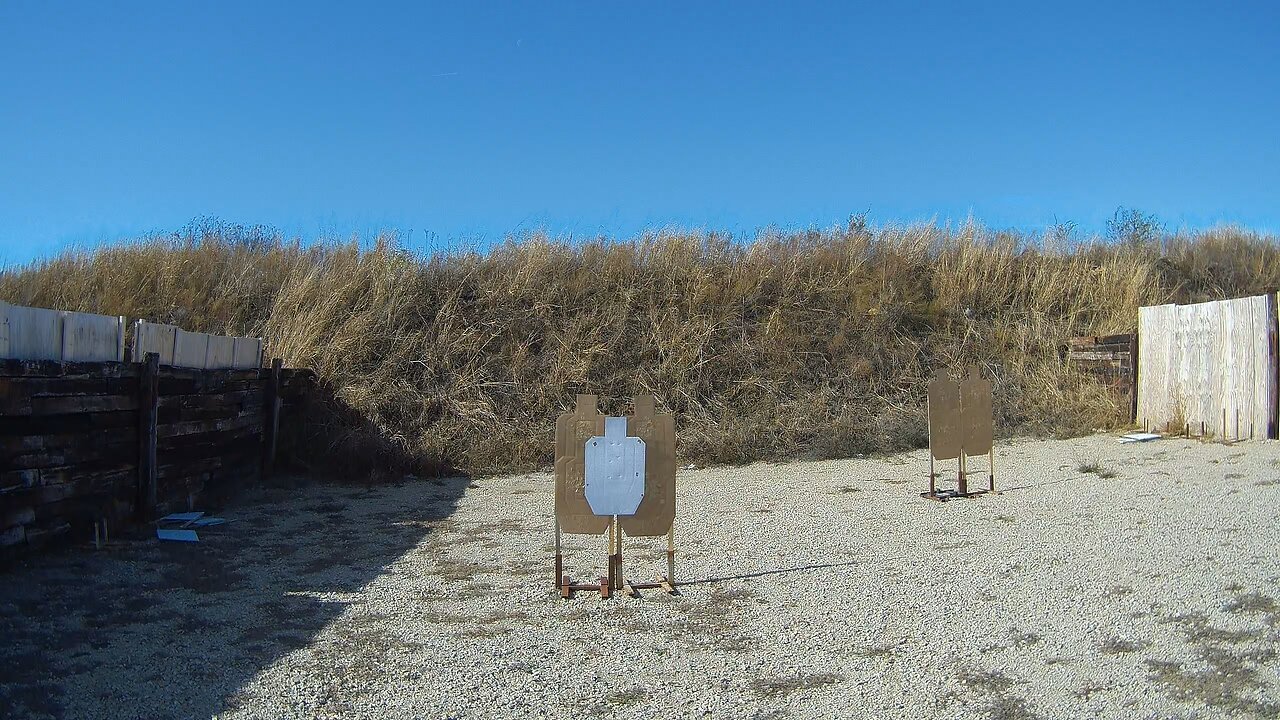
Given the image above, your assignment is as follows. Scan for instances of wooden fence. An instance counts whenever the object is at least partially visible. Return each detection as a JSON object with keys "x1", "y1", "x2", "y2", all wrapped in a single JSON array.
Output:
[
  {"x1": 1137, "y1": 294, "x2": 1278, "y2": 439},
  {"x1": 133, "y1": 321, "x2": 263, "y2": 370},
  {"x1": 1066, "y1": 333, "x2": 1138, "y2": 422},
  {"x1": 0, "y1": 355, "x2": 314, "y2": 555},
  {"x1": 0, "y1": 302, "x2": 126, "y2": 363}
]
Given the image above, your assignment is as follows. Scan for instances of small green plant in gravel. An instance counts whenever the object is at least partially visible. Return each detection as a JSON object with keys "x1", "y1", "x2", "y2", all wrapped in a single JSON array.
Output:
[{"x1": 1078, "y1": 461, "x2": 1118, "y2": 479}]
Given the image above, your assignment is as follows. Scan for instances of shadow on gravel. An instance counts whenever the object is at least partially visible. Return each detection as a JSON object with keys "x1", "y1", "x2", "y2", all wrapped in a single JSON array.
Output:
[
  {"x1": 0, "y1": 473, "x2": 470, "y2": 720},
  {"x1": 680, "y1": 560, "x2": 862, "y2": 585}
]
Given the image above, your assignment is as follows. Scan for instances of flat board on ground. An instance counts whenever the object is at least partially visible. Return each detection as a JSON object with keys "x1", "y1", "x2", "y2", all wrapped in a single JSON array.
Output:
[{"x1": 1, "y1": 434, "x2": 1279, "y2": 719}]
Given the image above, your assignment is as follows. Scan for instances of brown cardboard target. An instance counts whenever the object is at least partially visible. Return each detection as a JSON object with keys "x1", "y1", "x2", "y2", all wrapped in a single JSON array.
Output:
[
  {"x1": 554, "y1": 394, "x2": 610, "y2": 535},
  {"x1": 928, "y1": 369, "x2": 962, "y2": 460},
  {"x1": 960, "y1": 365, "x2": 993, "y2": 455},
  {"x1": 621, "y1": 394, "x2": 676, "y2": 537}
]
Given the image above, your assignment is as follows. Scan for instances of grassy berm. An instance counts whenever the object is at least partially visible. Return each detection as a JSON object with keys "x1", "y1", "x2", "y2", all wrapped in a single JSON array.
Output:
[{"x1": 2, "y1": 219, "x2": 1277, "y2": 476}]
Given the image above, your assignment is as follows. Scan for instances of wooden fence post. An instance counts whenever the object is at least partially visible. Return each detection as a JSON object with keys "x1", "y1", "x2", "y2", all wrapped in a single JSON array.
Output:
[
  {"x1": 1272, "y1": 292, "x2": 1279, "y2": 440},
  {"x1": 137, "y1": 352, "x2": 159, "y2": 520},
  {"x1": 262, "y1": 358, "x2": 282, "y2": 481},
  {"x1": 1129, "y1": 331, "x2": 1139, "y2": 424}
]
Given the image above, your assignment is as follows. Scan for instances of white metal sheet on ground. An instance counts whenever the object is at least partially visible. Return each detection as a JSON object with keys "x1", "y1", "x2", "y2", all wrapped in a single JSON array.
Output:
[{"x1": 584, "y1": 416, "x2": 646, "y2": 516}]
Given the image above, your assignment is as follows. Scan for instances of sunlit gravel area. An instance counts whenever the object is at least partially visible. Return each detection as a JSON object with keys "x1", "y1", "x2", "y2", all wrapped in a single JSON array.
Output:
[{"x1": 2, "y1": 433, "x2": 1279, "y2": 719}]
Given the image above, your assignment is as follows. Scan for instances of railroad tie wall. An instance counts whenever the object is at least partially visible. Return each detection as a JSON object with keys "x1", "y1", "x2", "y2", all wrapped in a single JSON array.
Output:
[
  {"x1": 1, "y1": 357, "x2": 312, "y2": 555},
  {"x1": 154, "y1": 366, "x2": 268, "y2": 514},
  {"x1": 0, "y1": 361, "x2": 141, "y2": 549}
]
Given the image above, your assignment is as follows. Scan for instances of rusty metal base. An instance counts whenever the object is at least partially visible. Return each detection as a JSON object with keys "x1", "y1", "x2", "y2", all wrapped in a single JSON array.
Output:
[{"x1": 920, "y1": 489, "x2": 989, "y2": 502}]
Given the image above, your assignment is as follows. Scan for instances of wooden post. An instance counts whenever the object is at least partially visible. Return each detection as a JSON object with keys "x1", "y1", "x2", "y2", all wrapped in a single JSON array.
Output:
[
  {"x1": 614, "y1": 521, "x2": 624, "y2": 592},
  {"x1": 666, "y1": 524, "x2": 676, "y2": 588},
  {"x1": 606, "y1": 517, "x2": 617, "y2": 595},
  {"x1": 1129, "y1": 332, "x2": 1139, "y2": 423},
  {"x1": 262, "y1": 358, "x2": 282, "y2": 481},
  {"x1": 1272, "y1": 292, "x2": 1279, "y2": 440},
  {"x1": 136, "y1": 352, "x2": 159, "y2": 520},
  {"x1": 927, "y1": 394, "x2": 935, "y2": 497},
  {"x1": 554, "y1": 517, "x2": 563, "y2": 591}
]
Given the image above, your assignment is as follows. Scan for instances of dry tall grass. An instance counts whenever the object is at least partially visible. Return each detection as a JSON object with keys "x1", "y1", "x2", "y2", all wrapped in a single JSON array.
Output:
[{"x1": 3, "y1": 220, "x2": 1277, "y2": 475}]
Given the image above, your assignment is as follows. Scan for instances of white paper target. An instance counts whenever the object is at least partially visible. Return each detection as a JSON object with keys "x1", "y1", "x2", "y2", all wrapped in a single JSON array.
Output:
[{"x1": 584, "y1": 416, "x2": 646, "y2": 516}]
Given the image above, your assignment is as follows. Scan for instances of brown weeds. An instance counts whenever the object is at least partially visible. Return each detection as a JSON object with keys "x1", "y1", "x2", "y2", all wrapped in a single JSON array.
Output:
[{"x1": 3, "y1": 221, "x2": 1277, "y2": 476}]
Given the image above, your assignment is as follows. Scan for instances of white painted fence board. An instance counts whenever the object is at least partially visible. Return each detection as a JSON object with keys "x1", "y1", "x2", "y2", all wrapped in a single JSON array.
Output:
[
  {"x1": 1, "y1": 302, "x2": 64, "y2": 361},
  {"x1": 1138, "y1": 295, "x2": 1276, "y2": 439},
  {"x1": 0, "y1": 302, "x2": 125, "y2": 362},
  {"x1": 134, "y1": 320, "x2": 263, "y2": 369},
  {"x1": 62, "y1": 312, "x2": 125, "y2": 362},
  {"x1": 133, "y1": 321, "x2": 177, "y2": 366},
  {"x1": 205, "y1": 335, "x2": 236, "y2": 369},
  {"x1": 232, "y1": 337, "x2": 262, "y2": 369},
  {"x1": 172, "y1": 329, "x2": 210, "y2": 369}
]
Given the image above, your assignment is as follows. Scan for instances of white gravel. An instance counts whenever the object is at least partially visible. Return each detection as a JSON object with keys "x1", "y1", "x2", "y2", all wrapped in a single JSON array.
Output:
[{"x1": 2, "y1": 433, "x2": 1279, "y2": 719}]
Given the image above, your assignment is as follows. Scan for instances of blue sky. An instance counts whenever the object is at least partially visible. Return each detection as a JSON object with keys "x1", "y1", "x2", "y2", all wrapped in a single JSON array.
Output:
[{"x1": 1, "y1": 1, "x2": 1277, "y2": 264}]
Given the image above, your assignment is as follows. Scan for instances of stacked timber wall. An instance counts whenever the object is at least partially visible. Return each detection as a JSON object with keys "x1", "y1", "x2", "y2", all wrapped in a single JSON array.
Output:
[
  {"x1": 1066, "y1": 333, "x2": 1138, "y2": 422},
  {"x1": 1, "y1": 356, "x2": 313, "y2": 555}
]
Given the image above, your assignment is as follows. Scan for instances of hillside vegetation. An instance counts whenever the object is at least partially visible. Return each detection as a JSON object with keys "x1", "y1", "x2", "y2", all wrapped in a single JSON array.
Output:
[{"x1": 3, "y1": 217, "x2": 1278, "y2": 476}]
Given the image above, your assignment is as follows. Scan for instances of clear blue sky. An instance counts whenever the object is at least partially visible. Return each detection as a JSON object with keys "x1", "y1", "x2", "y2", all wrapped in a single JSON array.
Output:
[{"x1": 2, "y1": 1, "x2": 1277, "y2": 263}]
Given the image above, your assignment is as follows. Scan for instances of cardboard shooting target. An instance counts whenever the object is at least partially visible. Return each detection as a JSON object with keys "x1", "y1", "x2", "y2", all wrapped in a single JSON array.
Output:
[
  {"x1": 621, "y1": 394, "x2": 677, "y2": 537},
  {"x1": 927, "y1": 369, "x2": 962, "y2": 461},
  {"x1": 960, "y1": 365, "x2": 993, "y2": 455},
  {"x1": 554, "y1": 395, "x2": 610, "y2": 535}
]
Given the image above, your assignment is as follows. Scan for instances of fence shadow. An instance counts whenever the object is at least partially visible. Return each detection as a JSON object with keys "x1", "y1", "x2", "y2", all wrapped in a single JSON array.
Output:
[{"x1": 0, "y1": 379, "x2": 466, "y2": 719}]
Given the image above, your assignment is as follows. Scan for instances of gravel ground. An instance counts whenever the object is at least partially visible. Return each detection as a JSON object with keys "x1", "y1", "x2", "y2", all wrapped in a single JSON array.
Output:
[{"x1": 2, "y1": 433, "x2": 1279, "y2": 719}]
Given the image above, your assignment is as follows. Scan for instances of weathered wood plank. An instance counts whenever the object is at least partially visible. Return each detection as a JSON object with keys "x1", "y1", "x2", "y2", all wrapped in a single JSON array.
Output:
[
  {"x1": 3, "y1": 441, "x2": 137, "y2": 470},
  {"x1": 0, "y1": 411, "x2": 140, "y2": 436},
  {"x1": 157, "y1": 389, "x2": 262, "y2": 411},
  {"x1": 157, "y1": 377, "x2": 259, "y2": 396},
  {"x1": 1068, "y1": 350, "x2": 1127, "y2": 362},
  {"x1": 158, "y1": 429, "x2": 263, "y2": 455},
  {"x1": 1069, "y1": 333, "x2": 1136, "y2": 348},
  {"x1": 262, "y1": 358, "x2": 282, "y2": 481},
  {"x1": 157, "y1": 412, "x2": 263, "y2": 439},
  {"x1": 0, "y1": 427, "x2": 138, "y2": 454},
  {"x1": 1138, "y1": 296, "x2": 1276, "y2": 435},
  {"x1": 137, "y1": 352, "x2": 159, "y2": 520},
  {"x1": 30, "y1": 394, "x2": 139, "y2": 415},
  {"x1": 0, "y1": 359, "x2": 139, "y2": 378}
]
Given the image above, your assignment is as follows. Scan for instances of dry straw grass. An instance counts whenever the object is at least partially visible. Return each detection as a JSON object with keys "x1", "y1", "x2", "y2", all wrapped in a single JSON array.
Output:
[{"x1": 2, "y1": 217, "x2": 1277, "y2": 476}]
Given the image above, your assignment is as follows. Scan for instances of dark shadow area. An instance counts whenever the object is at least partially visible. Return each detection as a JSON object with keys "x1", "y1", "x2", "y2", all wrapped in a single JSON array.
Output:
[
  {"x1": 0, "y1": 378, "x2": 467, "y2": 719},
  {"x1": 0, "y1": 473, "x2": 470, "y2": 719},
  {"x1": 275, "y1": 370, "x2": 457, "y2": 482},
  {"x1": 680, "y1": 560, "x2": 862, "y2": 586}
]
